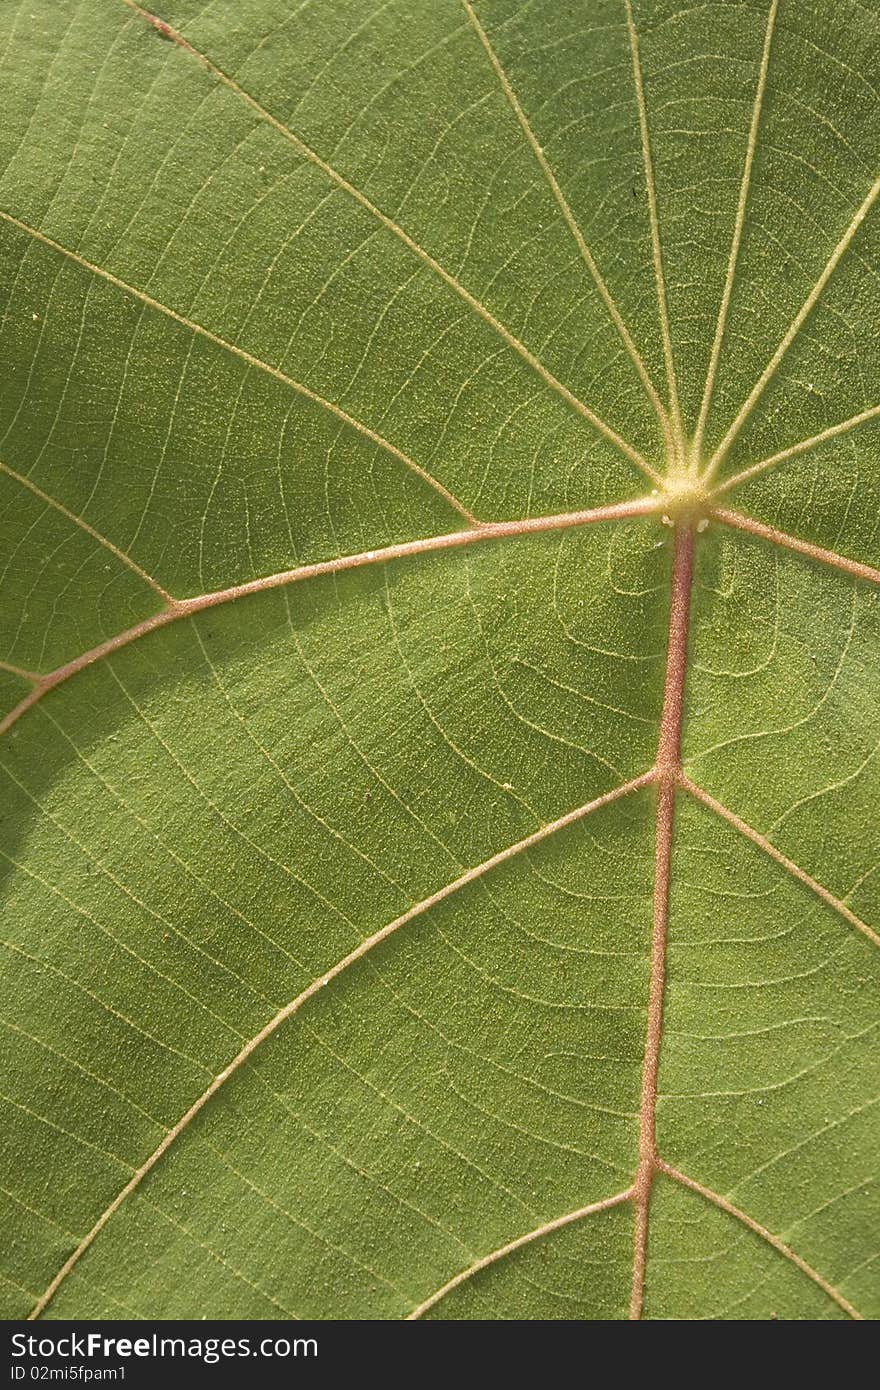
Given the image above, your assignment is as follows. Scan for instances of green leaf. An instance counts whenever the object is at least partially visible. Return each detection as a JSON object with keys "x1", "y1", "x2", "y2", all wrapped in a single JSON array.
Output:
[{"x1": 1, "y1": 0, "x2": 877, "y2": 1321}]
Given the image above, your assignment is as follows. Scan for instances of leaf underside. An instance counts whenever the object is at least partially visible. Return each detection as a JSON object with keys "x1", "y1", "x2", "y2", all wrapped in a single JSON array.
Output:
[{"x1": 1, "y1": 0, "x2": 878, "y2": 1321}]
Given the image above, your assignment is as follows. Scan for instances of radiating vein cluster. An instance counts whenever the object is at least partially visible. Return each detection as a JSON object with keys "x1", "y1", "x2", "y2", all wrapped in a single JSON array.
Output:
[{"x1": 1, "y1": 0, "x2": 878, "y2": 1321}]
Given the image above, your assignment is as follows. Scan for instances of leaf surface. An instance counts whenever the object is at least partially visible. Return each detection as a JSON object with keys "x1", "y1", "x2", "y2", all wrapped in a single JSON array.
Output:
[{"x1": 0, "y1": 0, "x2": 877, "y2": 1320}]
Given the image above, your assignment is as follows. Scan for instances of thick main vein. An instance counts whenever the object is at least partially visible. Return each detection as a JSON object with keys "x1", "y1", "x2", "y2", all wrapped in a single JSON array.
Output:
[
  {"x1": 630, "y1": 522, "x2": 696, "y2": 1320},
  {"x1": 0, "y1": 495, "x2": 660, "y2": 736},
  {"x1": 114, "y1": 1, "x2": 660, "y2": 484},
  {"x1": 5, "y1": 7, "x2": 879, "y2": 1321},
  {"x1": 27, "y1": 770, "x2": 654, "y2": 1320}
]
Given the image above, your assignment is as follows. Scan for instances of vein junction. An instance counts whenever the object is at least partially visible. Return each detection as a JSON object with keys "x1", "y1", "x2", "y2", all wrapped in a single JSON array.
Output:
[
  {"x1": 4, "y1": 0, "x2": 879, "y2": 1326},
  {"x1": 5, "y1": 351, "x2": 878, "y2": 1322},
  {"x1": 14, "y1": 502, "x2": 875, "y2": 1322}
]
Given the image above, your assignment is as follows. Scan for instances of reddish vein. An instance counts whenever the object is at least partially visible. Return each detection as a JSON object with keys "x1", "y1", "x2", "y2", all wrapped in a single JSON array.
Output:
[
  {"x1": 1, "y1": 3, "x2": 876, "y2": 1327},
  {"x1": 659, "y1": 1161, "x2": 863, "y2": 1319},
  {"x1": 0, "y1": 496, "x2": 659, "y2": 737},
  {"x1": 712, "y1": 508, "x2": 880, "y2": 587},
  {"x1": 681, "y1": 777, "x2": 880, "y2": 950},
  {"x1": 407, "y1": 1185, "x2": 635, "y2": 1319},
  {"x1": 630, "y1": 523, "x2": 696, "y2": 1319}
]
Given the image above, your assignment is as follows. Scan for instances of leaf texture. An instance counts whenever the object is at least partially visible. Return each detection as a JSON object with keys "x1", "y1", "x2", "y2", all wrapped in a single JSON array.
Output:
[{"x1": 0, "y1": 0, "x2": 877, "y2": 1320}]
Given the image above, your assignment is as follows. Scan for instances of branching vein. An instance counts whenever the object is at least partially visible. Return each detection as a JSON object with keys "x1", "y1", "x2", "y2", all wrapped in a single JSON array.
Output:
[
  {"x1": 659, "y1": 1162, "x2": 863, "y2": 1319},
  {"x1": 624, "y1": 0, "x2": 684, "y2": 460},
  {"x1": 3, "y1": 0, "x2": 878, "y2": 1326},
  {"x1": 712, "y1": 508, "x2": 880, "y2": 587},
  {"x1": 0, "y1": 495, "x2": 660, "y2": 733},
  {"x1": 0, "y1": 458, "x2": 172, "y2": 600},
  {"x1": 714, "y1": 403, "x2": 880, "y2": 495},
  {"x1": 406, "y1": 1186, "x2": 634, "y2": 1318},
  {"x1": 27, "y1": 771, "x2": 653, "y2": 1319},
  {"x1": 0, "y1": 209, "x2": 477, "y2": 525},
  {"x1": 680, "y1": 777, "x2": 880, "y2": 949},
  {"x1": 460, "y1": 0, "x2": 673, "y2": 452},
  {"x1": 705, "y1": 173, "x2": 880, "y2": 477},
  {"x1": 691, "y1": 0, "x2": 777, "y2": 462},
  {"x1": 117, "y1": 2, "x2": 660, "y2": 484}
]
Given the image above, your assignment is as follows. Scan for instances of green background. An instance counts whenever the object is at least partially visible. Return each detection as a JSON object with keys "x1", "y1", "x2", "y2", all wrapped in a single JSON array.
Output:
[{"x1": 1, "y1": 0, "x2": 877, "y2": 1319}]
